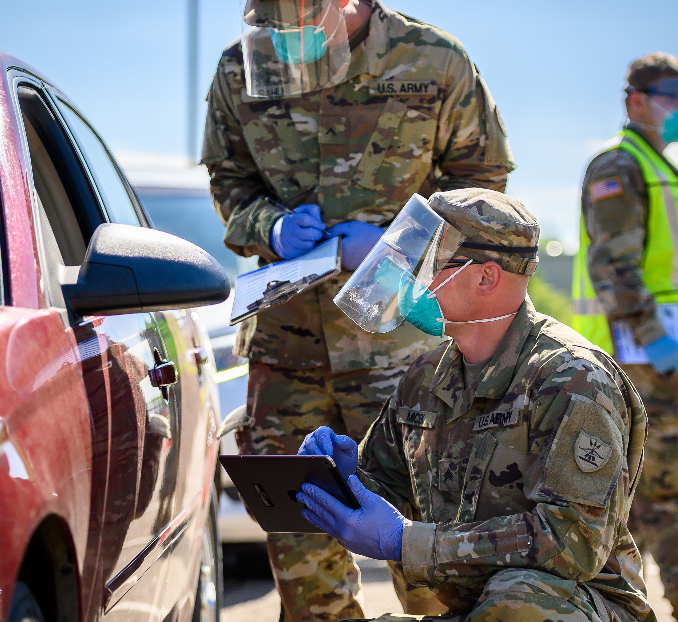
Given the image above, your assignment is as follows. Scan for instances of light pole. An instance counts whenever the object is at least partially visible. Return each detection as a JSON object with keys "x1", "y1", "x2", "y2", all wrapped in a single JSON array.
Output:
[{"x1": 187, "y1": 0, "x2": 199, "y2": 163}]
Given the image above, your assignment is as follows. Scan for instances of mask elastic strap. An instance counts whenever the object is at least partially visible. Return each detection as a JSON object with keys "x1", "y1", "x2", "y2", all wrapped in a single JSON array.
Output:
[
  {"x1": 427, "y1": 259, "x2": 473, "y2": 298},
  {"x1": 314, "y1": 0, "x2": 334, "y2": 34},
  {"x1": 439, "y1": 311, "x2": 518, "y2": 325}
]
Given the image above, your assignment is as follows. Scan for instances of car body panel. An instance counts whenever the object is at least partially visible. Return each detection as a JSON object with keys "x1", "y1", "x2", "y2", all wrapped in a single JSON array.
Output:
[{"x1": 123, "y1": 162, "x2": 266, "y2": 546}]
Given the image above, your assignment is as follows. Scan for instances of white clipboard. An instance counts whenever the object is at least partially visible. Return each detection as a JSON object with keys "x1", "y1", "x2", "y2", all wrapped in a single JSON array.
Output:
[
  {"x1": 229, "y1": 236, "x2": 341, "y2": 325},
  {"x1": 612, "y1": 303, "x2": 678, "y2": 364}
]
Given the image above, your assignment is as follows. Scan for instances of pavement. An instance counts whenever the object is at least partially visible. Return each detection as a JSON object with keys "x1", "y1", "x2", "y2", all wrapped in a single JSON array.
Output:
[{"x1": 221, "y1": 554, "x2": 675, "y2": 621}]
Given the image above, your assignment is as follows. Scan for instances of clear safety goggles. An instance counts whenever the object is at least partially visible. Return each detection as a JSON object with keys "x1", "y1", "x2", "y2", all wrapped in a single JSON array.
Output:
[
  {"x1": 241, "y1": 0, "x2": 351, "y2": 98},
  {"x1": 333, "y1": 194, "x2": 467, "y2": 333}
]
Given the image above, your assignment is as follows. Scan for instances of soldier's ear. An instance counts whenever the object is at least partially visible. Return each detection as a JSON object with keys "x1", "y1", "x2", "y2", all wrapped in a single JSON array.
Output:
[{"x1": 476, "y1": 262, "x2": 502, "y2": 294}]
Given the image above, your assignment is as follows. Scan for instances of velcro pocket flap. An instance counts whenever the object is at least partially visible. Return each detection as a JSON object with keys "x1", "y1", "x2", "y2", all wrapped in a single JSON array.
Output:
[
  {"x1": 541, "y1": 394, "x2": 623, "y2": 508},
  {"x1": 397, "y1": 407, "x2": 438, "y2": 429},
  {"x1": 355, "y1": 98, "x2": 407, "y2": 188}
]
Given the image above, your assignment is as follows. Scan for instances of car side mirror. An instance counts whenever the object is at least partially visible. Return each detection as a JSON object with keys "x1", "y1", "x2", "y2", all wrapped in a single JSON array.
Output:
[{"x1": 60, "y1": 223, "x2": 230, "y2": 316}]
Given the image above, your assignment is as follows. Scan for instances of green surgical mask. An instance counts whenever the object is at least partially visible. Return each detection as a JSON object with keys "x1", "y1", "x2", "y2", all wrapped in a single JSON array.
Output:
[
  {"x1": 661, "y1": 109, "x2": 678, "y2": 144},
  {"x1": 269, "y1": 26, "x2": 328, "y2": 65},
  {"x1": 399, "y1": 282, "x2": 445, "y2": 337},
  {"x1": 398, "y1": 261, "x2": 473, "y2": 337}
]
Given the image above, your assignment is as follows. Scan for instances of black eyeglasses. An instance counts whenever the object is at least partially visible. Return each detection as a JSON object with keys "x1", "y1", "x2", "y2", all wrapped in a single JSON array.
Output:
[{"x1": 439, "y1": 258, "x2": 482, "y2": 271}]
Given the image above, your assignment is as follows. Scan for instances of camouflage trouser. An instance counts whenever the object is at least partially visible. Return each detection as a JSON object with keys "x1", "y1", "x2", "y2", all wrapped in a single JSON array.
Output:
[
  {"x1": 236, "y1": 361, "x2": 447, "y2": 622},
  {"x1": 340, "y1": 568, "x2": 639, "y2": 622},
  {"x1": 623, "y1": 363, "x2": 678, "y2": 615}
]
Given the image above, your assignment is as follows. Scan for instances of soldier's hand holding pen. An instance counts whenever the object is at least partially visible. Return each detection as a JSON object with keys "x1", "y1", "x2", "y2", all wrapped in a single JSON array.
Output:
[{"x1": 269, "y1": 200, "x2": 328, "y2": 259}]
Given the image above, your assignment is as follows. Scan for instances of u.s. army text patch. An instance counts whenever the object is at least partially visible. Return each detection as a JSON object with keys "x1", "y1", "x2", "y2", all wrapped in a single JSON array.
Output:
[
  {"x1": 575, "y1": 430, "x2": 613, "y2": 472},
  {"x1": 473, "y1": 409, "x2": 520, "y2": 432},
  {"x1": 370, "y1": 80, "x2": 438, "y2": 97}
]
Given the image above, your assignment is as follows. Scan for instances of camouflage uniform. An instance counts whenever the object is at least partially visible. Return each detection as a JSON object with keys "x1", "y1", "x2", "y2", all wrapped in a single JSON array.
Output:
[
  {"x1": 353, "y1": 297, "x2": 654, "y2": 621},
  {"x1": 202, "y1": 2, "x2": 514, "y2": 619},
  {"x1": 582, "y1": 123, "x2": 678, "y2": 610}
]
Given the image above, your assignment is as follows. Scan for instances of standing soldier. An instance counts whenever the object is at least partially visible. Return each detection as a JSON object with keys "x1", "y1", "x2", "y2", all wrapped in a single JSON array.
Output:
[
  {"x1": 201, "y1": 0, "x2": 514, "y2": 619},
  {"x1": 572, "y1": 51, "x2": 678, "y2": 614},
  {"x1": 299, "y1": 189, "x2": 653, "y2": 622}
]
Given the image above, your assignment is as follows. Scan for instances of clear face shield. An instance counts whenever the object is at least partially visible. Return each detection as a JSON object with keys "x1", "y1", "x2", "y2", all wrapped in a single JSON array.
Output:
[
  {"x1": 333, "y1": 194, "x2": 467, "y2": 333},
  {"x1": 241, "y1": 0, "x2": 352, "y2": 98}
]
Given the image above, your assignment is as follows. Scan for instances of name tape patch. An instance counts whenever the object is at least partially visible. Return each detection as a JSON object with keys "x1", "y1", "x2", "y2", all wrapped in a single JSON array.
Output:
[
  {"x1": 397, "y1": 408, "x2": 439, "y2": 429},
  {"x1": 370, "y1": 80, "x2": 438, "y2": 96},
  {"x1": 473, "y1": 409, "x2": 520, "y2": 432}
]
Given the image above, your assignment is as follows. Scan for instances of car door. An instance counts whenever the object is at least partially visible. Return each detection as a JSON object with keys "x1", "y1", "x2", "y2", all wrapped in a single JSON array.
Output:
[
  {"x1": 11, "y1": 76, "x2": 187, "y2": 621},
  {"x1": 50, "y1": 90, "x2": 215, "y2": 621}
]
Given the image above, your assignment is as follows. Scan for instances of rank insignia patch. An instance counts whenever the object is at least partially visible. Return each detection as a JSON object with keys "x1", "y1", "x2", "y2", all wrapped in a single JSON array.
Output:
[{"x1": 575, "y1": 430, "x2": 612, "y2": 472}]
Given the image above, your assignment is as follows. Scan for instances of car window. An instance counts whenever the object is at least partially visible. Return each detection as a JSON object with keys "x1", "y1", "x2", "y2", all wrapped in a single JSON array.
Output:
[
  {"x1": 56, "y1": 100, "x2": 142, "y2": 227},
  {"x1": 136, "y1": 187, "x2": 258, "y2": 280},
  {"x1": 16, "y1": 85, "x2": 105, "y2": 307}
]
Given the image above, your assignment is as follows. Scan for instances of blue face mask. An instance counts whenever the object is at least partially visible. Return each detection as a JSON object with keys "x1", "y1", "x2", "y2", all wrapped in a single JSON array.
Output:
[
  {"x1": 269, "y1": 26, "x2": 327, "y2": 65},
  {"x1": 661, "y1": 109, "x2": 678, "y2": 144}
]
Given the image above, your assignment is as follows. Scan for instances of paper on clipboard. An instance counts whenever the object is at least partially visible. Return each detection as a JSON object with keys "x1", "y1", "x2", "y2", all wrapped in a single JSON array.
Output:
[
  {"x1": 230, "y1": 236, "x2": 341, "y2": 325},
  {"x1": 612, "y1": 303, "x2": 678, "y2": 364}
]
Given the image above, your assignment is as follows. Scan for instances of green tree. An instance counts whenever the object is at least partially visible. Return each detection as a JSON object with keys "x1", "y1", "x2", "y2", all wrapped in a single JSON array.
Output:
[{"x1": 527, "y1": 273, "x2": 573, "y2": 326}]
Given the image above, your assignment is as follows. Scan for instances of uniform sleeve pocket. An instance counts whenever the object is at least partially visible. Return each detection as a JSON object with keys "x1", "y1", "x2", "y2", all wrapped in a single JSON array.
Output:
[
  {"x1": 477, "y1": 75, "x2": 514, "y2": 168},
  {"x1": 355, "y1": 98, "x2": 437, "y2": 202},
  {"x1": 541, "y1": 394, "x2": 623, "y2": 508}
]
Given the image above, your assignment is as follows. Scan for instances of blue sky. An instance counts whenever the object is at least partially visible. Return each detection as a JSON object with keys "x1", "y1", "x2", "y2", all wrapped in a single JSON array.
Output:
[{"x1": 2, "y1": 1, "x2": 677, "y2": 250}]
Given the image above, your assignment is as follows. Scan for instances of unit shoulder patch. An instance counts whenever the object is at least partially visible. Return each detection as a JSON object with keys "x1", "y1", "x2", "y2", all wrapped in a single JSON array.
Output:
[
  {"x1": 575, "y1": 430, "x2": 613, "y2": 472},
  {"x1": 588, "y1": 176, "x2": 624, "y2": 202}
]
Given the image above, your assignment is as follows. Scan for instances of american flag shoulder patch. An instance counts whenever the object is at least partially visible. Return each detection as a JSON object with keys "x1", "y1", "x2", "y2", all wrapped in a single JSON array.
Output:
[{"x1": 588, "y1": 176, "x2": 624, "y2": 201}]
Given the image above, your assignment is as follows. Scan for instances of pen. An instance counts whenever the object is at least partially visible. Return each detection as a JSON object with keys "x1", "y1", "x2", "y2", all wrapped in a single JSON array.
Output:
[{"x1": 267, "y1": 197, "x2": 331, "y2": 239}]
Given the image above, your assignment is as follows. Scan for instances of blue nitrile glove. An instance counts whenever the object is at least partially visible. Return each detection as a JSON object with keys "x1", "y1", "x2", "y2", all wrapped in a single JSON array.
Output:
[
  {"x1": 645, "y1": 335, "x2": 678, "y2": 373},
  {"x1": 326, "y1": 221, "x2": 384, "y2": 271},
  {"x1": 270, "y1": 203, "x2": 326, "y2": 259},
  {"x1": 297, "y1": 474, "x2": 404, "y2": 561},
  {"x1": 298, "y1": 426, "x2": 358, "y2": 479}
]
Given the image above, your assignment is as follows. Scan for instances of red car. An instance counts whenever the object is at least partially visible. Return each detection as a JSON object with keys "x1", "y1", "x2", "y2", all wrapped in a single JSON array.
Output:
[{"x1": 0, "y1": 51, "x2": 229, "y2": 622}]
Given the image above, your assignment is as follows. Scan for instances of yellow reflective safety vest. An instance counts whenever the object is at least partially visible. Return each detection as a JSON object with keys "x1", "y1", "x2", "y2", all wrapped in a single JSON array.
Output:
[{"x1": 572, "y1": 129, "x2": 678, "y2": 355}]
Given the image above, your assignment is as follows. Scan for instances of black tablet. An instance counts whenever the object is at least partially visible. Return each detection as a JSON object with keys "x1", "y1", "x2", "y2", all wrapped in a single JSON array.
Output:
[{"x1": 219, "y1": 455, "x2": 360, "y2": 533}]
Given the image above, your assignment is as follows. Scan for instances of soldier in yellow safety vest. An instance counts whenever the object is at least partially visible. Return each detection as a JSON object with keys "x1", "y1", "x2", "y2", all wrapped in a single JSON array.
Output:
[{"x1": 572, "y1": 51, "x2": 678, "y2": 614}]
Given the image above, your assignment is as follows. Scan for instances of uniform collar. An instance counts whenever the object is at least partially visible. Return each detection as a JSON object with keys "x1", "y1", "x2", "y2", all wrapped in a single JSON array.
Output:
[
  {"x1": 342, "y1": 0, "x2": 392, "y2": 83},
  {"x1": 431, "y1": 298, "x2": 537, "y2": 420},
  {"x1": 623, "y1": 124, "x2": 678, "y2": 176}
]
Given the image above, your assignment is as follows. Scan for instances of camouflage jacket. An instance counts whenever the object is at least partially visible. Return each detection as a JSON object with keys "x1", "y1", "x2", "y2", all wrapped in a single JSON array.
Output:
[
  {"x1": 201, "y1": 2, "x2": 515, "y2": 371},
  {"x1": 357, "y1": 299, "x2": 652, "y2": 619},
  {"x1": 582, "y1": 123, "x2": 677, "y2": 347}
]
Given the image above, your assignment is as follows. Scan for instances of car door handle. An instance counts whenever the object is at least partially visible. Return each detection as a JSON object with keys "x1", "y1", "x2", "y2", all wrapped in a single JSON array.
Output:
[{"x1": 149, "y1": 348, "x2": 177, "y2": 395}]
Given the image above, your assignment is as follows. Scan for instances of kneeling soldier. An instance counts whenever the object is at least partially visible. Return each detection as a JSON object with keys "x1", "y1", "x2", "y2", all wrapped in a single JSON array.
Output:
[{"x1": 298, "y1": 189, "x2": 654, "y2": 622}]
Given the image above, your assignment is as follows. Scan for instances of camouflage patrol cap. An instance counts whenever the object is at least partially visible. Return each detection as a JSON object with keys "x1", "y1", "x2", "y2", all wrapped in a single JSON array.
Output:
[
  {"x1": 429, "y1": 188, "x2": 540, "y2": 276},
  {"x1": 243, "y1": 0, "x2": 326, "y2": 28}
]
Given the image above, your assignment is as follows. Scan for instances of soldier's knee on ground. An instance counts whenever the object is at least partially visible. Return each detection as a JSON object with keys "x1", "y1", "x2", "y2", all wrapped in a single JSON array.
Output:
[
  {"x1": 387, "y1": 560, "x2": 449, "y2": 616},
  {"x1": 466, "y1": 569, "x2": 599, "y2": 622}
]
